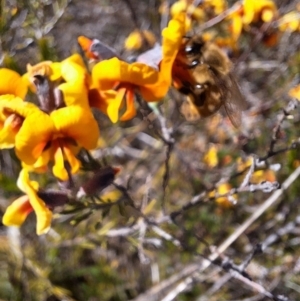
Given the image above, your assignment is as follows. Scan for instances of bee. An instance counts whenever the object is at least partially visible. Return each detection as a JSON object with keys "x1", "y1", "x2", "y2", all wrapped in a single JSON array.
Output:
[{"x1": 172, "y1": 35, "x2": 247, "y2": 127}]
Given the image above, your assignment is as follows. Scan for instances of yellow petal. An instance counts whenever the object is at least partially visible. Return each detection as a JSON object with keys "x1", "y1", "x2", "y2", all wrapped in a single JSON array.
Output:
[
  {"x1": 170, "y1": 1, "x2": 187, "y2": 17},
  {"x1": 236, "y1": 157, "x2": 253, "y2": 173},
  {"x1": 124, "y1": 30, "x2": 143, "y2": 50},
  {"x1": 0, "y1": 114, "x2": 22, "y2": 148},
  {"x1": 52, "y1": 142, "x2": 68, "y2": 180},
  {"x1": 22, "y1": 150, "x2": 50, "y2": 174},
  {"x1": 251, "y1": 170, "x2": 264, "y2": 183},
  {"x1": 93, "y1": 13, "x2": 185, "y2": 102},
  {"x1": 48, "y1": 62, "x2": 62, "y2": 81},
  {"x1": 231, "y1": 14, "x2": 243, "y2": 40},
  {"x1": 2, "y1": 195, "x2": 33, "y2": 227},
  {"x1": 88, "y1": 88, "x2": 116, "y2": 114},
  {"x1": 22, "y1": 73, "x2": 37, "y2": 93},
  {"x1": 0, "y1": 97, "x2": 44, "y2": 150},
  {"x1": 92, "y1": 58, "x2": 158, "y2": 90},
  {"x1": 107, "y1": 87, "x2": 126, "y2": 123},
  {"x1": 140, "y1": 12, "x2": 186, "y2": 101},
  {"x1": 78, "y1": 36, "x2": 97, "y2": 59},
  {"x1": 58, "y1": 79, "x2": 90, "y2": 107},
  {"x1": 243, "y1": 0, "x2": 277, "y2": 24},
  {"x1": 0, "y1": 96, "x2": 41, "y2": 118},
  {"x1": 58, "y1": 59, "x2": 90, "y2": 107},
  {"x1": 203, "y1": 144, "x2": 218, "y2": 168},
  {"x1": 63, "y1": 142, "x2": 81, "y2": 175},
  {"x1": 15, "y1": 109, "x2": 55, "y2": 165},
  {"x1": 289, "y1": 85, "x2": 300, "y2": 100},
  {"x1": 63, "y1": 53, "x2": 87, "y2": 69},
  {"x1": 0, "y1": 68, "x2": 28, "y2": 98},
  {"x1": 17, "y1": 169, "x2": 52, "y2": 235},
  {"x1": 124, "y1": 30, "x2": 156, "y2": 50},
  {"x1": 278, "y1": 11, "x2": 300, "y2": 32},
  {"x1": 60, "y1": 58, "x2": 88, "y2": 84},
  {"x1": 27, "y1": 186, "x2": 52, "y2": 235},
  {"x1": 25, "y1": 61, "x2": 53, "y2": 89},
  {"x1": 50, "y1": 106, "x2": 99, "y2": 150},
  {"x1": 261, "y1": 8, "x2": 274, "y2": 22},
  {"x1": 215, "y1": 183, "x2": 237, "y2": 208},
  {"x1": 242, "y1": 0, "x2": 255, "y2": 24},
  {"x1": 120, "y1": 89, "x2": 136, "y2": 121}
]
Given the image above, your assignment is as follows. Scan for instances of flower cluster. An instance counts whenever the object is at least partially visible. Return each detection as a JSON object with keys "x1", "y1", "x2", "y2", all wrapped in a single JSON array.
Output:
[
  {"x1": 169, "y1": 0, "x2": 300, "y2": 48},
  {"x1": 80, "y1": 13, "x2": 185, "y2": 123},
  {"x1": 1, "y1": 0, "x2": 299, "y2": 235},
  {"x1": 1, "y1": 13, "x2": 185, "y2": 235}
]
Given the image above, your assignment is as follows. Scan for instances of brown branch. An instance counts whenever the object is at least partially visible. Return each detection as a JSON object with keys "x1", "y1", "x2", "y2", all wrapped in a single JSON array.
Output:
[
  {"x1": 259, "y1": 99, "x2": 298, "y2": 162},
  {"x1": 130, "y1": 165, "x2": 300, "y2": 301}
]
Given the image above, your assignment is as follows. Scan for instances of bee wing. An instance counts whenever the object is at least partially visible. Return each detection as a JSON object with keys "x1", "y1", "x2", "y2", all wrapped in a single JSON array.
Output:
[
  {"x1": 214, "y1": 72, "x2": 247, "y2": 128},
  {"x1": 223, "y1": 96, "x2": 242, "y2": 128},
  {"x1": 226, "y1": 73, "x2": 248, "y2": 110}
]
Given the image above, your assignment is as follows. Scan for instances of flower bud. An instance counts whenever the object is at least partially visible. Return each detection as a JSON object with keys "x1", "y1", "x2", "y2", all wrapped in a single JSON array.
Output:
[
  {"x1": 77, "y1": 166, "x2": 120, "y2": 198},
  {"x1": 37, "y1": 190, "x2": 69, "y2": 209}
]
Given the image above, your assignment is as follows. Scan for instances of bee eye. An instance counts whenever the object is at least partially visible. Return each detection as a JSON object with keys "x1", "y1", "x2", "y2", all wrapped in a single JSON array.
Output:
[
  {"x1": 185, "y1": 41, "x2": 203, "y2": 55},
  {"x1": 188, "y1": 59, "x2": 200, "y2": 68},
  {"x1": 195, "y1": 84, "x2": 203, "y2": 90},
  {"x1": 185, "y1": 45, "x2": 193, "y2": 54}
]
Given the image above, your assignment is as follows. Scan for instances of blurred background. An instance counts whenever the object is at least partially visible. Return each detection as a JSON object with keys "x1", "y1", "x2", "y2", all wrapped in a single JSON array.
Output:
[{"x1": 0, "y1": 0, "x2": 300, "y2": 300}]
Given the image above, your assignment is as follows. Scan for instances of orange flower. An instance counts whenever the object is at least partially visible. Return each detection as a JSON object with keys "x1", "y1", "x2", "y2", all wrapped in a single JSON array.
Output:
[
  {"x1": 236, "y1": 157, "x2": 277, "y2": 185},
  {"x1": 228, "y1": 3, "x2": 244, "y2": 41},
  {"x1": 124, "y1": 29, "x2": 157, "y2": 51},
  {"x1": 278, "y1": 11, "x2": 300, "y2": 32},
  {"x1": 0, "y1": 94, "x2": 99, "y2": 181},
  {"x1": 289, "y1": 85, "x2": 300, "y2": 101},
  {"x1": 228, "y1": 0, "x2": 278, "y2": 41},
  {"x1": 55, "y1": 54, "x2": 91, "y2": 108},
  {"x1": 2, "y1": 169, "x2": 53, "y2": 235},
  {"x1": 170, "y1": 0, "x2": 205, "y2": 31},
  {"x1": 203, "y1": 144, "x2": 219, "y2": 168},
  {"x1": 251, "y1": 169, "x2": 276, "y2": 184},
  {"x1": 202, "y1": 0, "x2": 227, "y2": 15},
  {"x1": 78, "y1": 35, "x2": 99, "y2": 60},
  {"x1": 0, "y1": 95, "x2": 38, "y2": 149},
  {"x1": 18, "y1": 105, "x2": 99, "y2": 180},
  {"x1": 78, "y1": 36, "x2": 119, "y2": 61},
  {"x1": 209, "y1": 183, "x2": 237, "y2": 208},
  {"x1": 243, "y1": 0, "x2": 277, "y2": 25},
  {"x1": 91, "y1": 13, "x2": 185, "y2": 122},
  {"x1": 24, "y1": 54, "x2": 91, "y2": 110}
]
